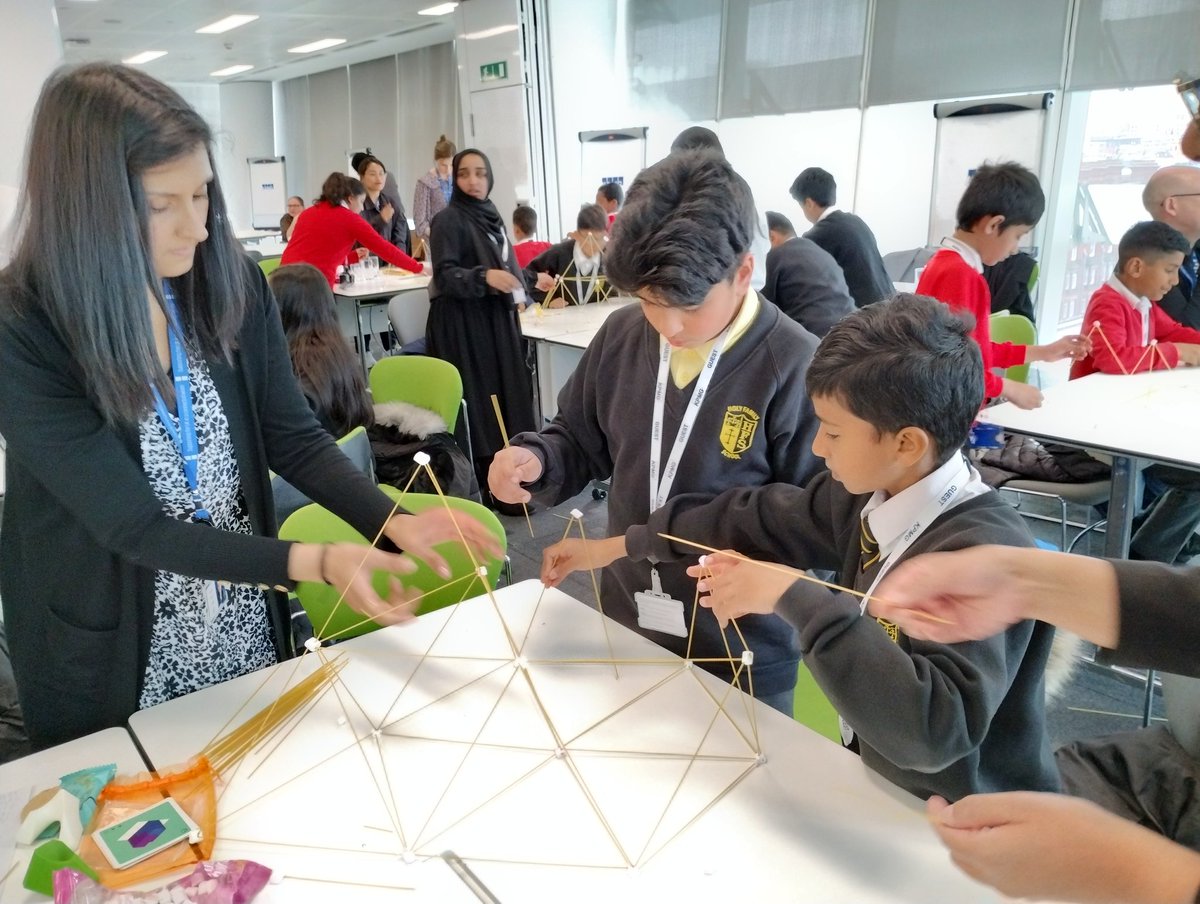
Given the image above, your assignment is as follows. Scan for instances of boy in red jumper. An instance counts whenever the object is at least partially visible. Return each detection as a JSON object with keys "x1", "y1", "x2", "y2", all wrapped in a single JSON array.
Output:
[
  {"x1": 917, "y1": 162, "x2": 1087, "y2": 409},
  {"x1": 1071, "y1": 220, "x2": 1200, "y2": 377},
  {"x1": 1072, "y1": 219, "x2": 1200, "y2": 564}
]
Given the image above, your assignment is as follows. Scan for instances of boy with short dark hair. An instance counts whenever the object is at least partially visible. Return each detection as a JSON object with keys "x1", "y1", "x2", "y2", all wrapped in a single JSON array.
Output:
[
  {"x1": 595, "y1": 182, "x2": 623, "y2": 231},
  {"x1": 1072, "y1": 220, "x2": 1200, "y2": 565},
  {"x1": 512, "y1": 204, "x2": 551, "y2": 269},
  {"x1": 524, "y1": 204, "x2": 609, "y2": 307},
  {"x1": 790, "y1": 166, "x2": 894, "y2": 309},
  {"x1": 490, "y1": 150, "x2": 822, "y2": 714},
  {"x1": 623, "y1": 295, "x2": 1059, "y2": 801},
  {"x1": 917, "y1": 161, "x2": 1087, "y2": 409},
  {"x1": 1072, "y1": 220, "x2": 1200, "y2": 376},
  {"x1": 761, "y1": 210, "x2": 854, "y2": 338}
]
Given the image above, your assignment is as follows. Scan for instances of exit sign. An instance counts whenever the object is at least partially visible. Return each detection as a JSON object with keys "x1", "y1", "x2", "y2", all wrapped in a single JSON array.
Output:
[{"x1": 480, "y1": 61, "x2": 508, "y2": 82}]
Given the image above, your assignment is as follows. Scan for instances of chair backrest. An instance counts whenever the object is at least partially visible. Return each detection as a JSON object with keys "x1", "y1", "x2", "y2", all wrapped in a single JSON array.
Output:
[
  {"x1": 278, "y1": 485, "x2": 506, "y2": 641},
  {"x1": 369, "y1": 356, "x2": 463, "y2": 432},
  {"x1": 387, "y1": 290, "x2": 432, "y2": 347},
  {"x1": 258, "y1": 257, "x2": 283, "y2": 277},
  {"x1": 989, "y1": 312, "x2": 1037, "y2": 384},
  {"x1": 793, "y1": 661, "x2": 841, "y2": 743},
  {"x1": 271, "y1": 426, "x2": 374, "y2": 525}
]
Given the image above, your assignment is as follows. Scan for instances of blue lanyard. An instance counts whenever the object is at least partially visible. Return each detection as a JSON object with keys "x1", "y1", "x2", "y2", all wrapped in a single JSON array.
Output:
[{"x1": 150, "y1": 286, "x2": 213, "y2": 525}]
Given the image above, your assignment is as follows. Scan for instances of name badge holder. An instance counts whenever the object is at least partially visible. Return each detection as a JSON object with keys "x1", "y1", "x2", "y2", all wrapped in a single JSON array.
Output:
[
  {"x1": 150, "y1": 286, "x2": 230, "y2": 628},
  {"x1": 636, "y1": 327, "x2": 731, "y2": 638}
]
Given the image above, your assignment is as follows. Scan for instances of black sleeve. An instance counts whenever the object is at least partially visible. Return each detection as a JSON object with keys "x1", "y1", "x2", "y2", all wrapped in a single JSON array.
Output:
[{"x1": 431, "y1": 210, "x2": 489, "y2": 300}]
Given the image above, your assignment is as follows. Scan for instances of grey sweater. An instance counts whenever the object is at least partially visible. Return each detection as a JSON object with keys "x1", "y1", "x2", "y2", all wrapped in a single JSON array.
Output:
[
  {"x1": 627, "y1": 472, "x2": 1060, "y2": 801},
  {"x1": 513, "y1": 299, "x2": 821, "y2": 697}
]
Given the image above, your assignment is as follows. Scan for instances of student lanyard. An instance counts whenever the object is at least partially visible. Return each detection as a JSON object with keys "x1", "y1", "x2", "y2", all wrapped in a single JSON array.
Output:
[
  {"x1": 488, "y1": 230, "x2": 510, "y2": 264},
  {"x1": 149, "y1": 288, "x2": 213, "y2": 527},
  {"x1": 857, "y1": 454, "x2": 972, "y2": 614},
  {"x1": 647, "y1": 328, "x2": 731, "y2": 591}
]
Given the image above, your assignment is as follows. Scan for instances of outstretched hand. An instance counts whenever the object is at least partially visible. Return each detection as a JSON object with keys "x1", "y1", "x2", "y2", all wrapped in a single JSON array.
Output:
[
  {"x1": 685, "y1": 551, "x2": 801, "y2": 628},
  {"x1": 541, "y1": 536, "x2": 625, "y2": 587},
  {"x1": 488, "y1": 446, "x2": 543, "y2": 504},
  {"x1": 319, "y1": 543, "x2": 422, "y2": 628},
  {"x1": 927, "y1": 792, "x2": 1200, "y2": 904},
  {"x1": 383, "y1": 507, "x2": 502, "y2": 580},
  {"x1": 871, "y1": 548, "x2": 1027, "y2": 642}
]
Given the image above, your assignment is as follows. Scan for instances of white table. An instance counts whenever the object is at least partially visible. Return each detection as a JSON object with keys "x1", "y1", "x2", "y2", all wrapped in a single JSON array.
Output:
[
  {"x1": 520, "y1": 298, "x2": 636, "y2": 421},
  {"x1": 129, "y1": 581, "x2": 998, "y2": 903},
  {"x1": 333, "y1": 272, "x2": 431, "y2": 377},
  {"x1": 0, "y1": 728, "x2": 147, "y2": 903},
  {"x1": 979, "y1": 368, "x2": 1200, "y2": 559}
]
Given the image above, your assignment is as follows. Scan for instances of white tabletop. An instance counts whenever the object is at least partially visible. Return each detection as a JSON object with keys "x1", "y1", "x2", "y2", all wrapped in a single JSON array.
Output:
[
  {"x1": 0, "y1": 728, "x2": 147, "y2": 903},
  {"x1": 979, "y1": 368, "x2": 1200, "y2": 471},
  {"x1": 129, "y1": 581, "x2": 997, "y2": 903},
  {"x1": 333, "y1": 272, "x2": 430, "y2": 301},
  {"x1": 519, "y1": 297, "x2": 636, "y2": 343}
]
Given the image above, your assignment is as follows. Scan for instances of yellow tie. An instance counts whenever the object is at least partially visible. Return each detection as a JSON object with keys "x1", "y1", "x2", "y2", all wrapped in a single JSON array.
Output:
[{"x1": 860, "y1": 518, "x2": 880, "y2": 573}]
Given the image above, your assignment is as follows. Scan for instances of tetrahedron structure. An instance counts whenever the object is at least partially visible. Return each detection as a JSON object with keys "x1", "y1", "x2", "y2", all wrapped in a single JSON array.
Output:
[{"x1": 203, "y1": 463, "x2": 765, "y2": 874}]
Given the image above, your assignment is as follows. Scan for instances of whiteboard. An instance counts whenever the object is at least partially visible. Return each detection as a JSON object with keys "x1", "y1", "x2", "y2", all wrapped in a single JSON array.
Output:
[
  {"x1": 928, "y1": 108, "x2": 1046, "y2": 245},
  {"x1": 248, "y1": 157, "x2": 287, "y2": 230}
]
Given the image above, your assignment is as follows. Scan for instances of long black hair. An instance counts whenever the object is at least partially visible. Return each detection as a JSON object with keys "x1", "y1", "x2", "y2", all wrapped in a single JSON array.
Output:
[
  {"x1": 6, "y1": 62, "x2": 252, "y2": 424},
  {"x1": 268, "y1": 263, "x2": 373, "y2": 437}
]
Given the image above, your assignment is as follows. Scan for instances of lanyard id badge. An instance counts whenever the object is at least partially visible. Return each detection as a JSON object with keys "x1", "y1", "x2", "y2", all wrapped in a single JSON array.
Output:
[
  {"x1": 150, "y1": 285, "x2": 229, "y2": 625},
  {"x1": 839, "y1": 455, "x2": 972, "y2": 747},
  {"x1": 636, "y1": 327, "x2": 732, "y2": 638}
]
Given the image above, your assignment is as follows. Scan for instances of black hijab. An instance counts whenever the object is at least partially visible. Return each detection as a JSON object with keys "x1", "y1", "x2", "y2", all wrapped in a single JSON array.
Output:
[{"x1": 449, "y1": 149, "x2": 506, "y2": 240}]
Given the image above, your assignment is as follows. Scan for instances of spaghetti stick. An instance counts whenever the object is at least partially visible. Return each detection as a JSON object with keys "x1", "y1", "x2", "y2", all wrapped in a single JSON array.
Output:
[
  {"x1": 490, "y1": 393, "x2": 535, "y2": 537},
  {"x1": 656, "y1": 532, "x2": 954, "y2": 625}
]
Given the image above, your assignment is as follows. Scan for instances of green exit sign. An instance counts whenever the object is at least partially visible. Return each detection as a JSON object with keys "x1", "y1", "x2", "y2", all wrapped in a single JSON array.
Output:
[{"x1": 480, "y1": 61, "x2": 508, "y2": 82}]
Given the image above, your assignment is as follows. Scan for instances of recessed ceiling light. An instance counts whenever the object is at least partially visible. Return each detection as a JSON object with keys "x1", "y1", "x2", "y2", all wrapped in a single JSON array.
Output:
[
  {"x1": 196, "y1": 14, "x2": 259, "y2": 35},
  {"x1": 123, "y1": 50, "x2": 167, "y2": 65},
  {"x1": 418, "y1": 3, "x2": 459, "y2": 15},
  {"x1": 287, "y1": 38, "x2": 347, "y2": 54},
  {"x1": 211, "y1": 64, "x2": 254, "y2": 77},
  {"x1": 463, "y1": 24, "x2": 518, "y2": 40}
]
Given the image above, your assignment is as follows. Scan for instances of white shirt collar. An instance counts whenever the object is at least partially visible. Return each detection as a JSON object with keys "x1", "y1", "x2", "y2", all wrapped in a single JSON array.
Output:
[
  {"x1": 1105, "y1": 275, "x2": 1151, "y2": 344},
  {"x1": 859, "y1": 453, "x2": 990, "y2": 561},
  {"x1": 941, "y1": 236, "x2": 984, "y2": 274},
  {"x1": 817, "y1": 205, "x2": 839, "y2": 223},
  {"x1": 573, "y1": 242, "x2": 601, "y2": 276}
]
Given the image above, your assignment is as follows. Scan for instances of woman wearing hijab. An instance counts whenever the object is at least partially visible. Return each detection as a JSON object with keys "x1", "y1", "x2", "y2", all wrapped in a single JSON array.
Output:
[{"x1": 427, "y1": 149, "x2": 536, "y2": 499}]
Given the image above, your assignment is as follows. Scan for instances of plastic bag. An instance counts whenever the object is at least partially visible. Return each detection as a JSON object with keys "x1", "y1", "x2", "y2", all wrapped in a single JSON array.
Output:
[
  {"x1": 53, "y1": 859, "x2": 271, "y2": 903},
  {"x1": 77, "y1": 757, "x2": 216, "y2": 889}
]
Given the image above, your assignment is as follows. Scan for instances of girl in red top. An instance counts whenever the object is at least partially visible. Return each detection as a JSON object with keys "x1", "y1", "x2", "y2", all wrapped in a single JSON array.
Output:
[{"x1": 281, "y1": 172, "x2": 423, "y2": 286}]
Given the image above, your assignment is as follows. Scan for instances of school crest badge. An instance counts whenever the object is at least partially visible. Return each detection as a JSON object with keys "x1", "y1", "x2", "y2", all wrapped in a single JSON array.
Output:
[{"x1": 720, "y1": 405, "x2": 759, "y2": 460}]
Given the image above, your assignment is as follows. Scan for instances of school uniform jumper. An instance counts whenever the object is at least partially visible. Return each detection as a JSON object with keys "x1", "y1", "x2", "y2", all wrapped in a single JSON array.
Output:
[
  {"x1": 281, "y1": 201, "x2": 421, "y2": 286},
  {"x1": 523, "y1": 239, "x2": 606, "y2": 306},
  {"x1": 917, "y1": 247, "x2": 1026, "y2": 400},
  {"x1": 804, "y1": 209, "x2": 894, "y2": 308},
  {"x1": 1070, "y1": 280, "x2": 1200, "y2": 378},
  {"x1": 627, "y1": 465, "x2": 1060, "y2": 802},
  {"x1": 761, "y1": 235, "x2": 855, "y2": 337},
  {"x1": 512, "y1": 298, "x2": 822, "y2": 698}
]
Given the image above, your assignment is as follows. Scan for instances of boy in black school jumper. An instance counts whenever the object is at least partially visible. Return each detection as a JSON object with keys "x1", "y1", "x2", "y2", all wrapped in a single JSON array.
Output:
[
  {"x1": 524, "y1": 203, "x2": 609, "y2": 307},
  {"x1": 624, "y1": 295, "x2": 1059, "y2": 801},
  {"x1": 489, "y1": 150, "x2": 822, "y2": 715}
]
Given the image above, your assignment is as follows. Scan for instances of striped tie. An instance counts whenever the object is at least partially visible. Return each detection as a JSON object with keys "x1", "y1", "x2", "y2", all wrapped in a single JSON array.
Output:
[{"x1": 860, "y1": 517, "x2": 880, "y2": 573}]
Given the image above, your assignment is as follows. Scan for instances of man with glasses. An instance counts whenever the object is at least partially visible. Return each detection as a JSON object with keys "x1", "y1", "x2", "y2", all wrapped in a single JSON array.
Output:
[{"x1": 1143, "y1": 165, "x2": 1200, "y2": 329}]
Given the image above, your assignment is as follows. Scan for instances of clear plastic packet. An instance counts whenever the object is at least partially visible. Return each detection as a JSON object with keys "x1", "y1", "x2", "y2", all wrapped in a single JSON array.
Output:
[{"x1": 53, "y1": 859, "x2": 272, "y2": 904}]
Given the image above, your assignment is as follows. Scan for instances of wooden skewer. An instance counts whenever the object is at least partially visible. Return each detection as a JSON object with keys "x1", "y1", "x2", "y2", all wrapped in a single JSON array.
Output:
[
  {"x1": 490, "y1": 393, "x2": 535, "y2": 538},
  {"x1": 656, "y1": 532, "x2": 954, "y2": 626}
]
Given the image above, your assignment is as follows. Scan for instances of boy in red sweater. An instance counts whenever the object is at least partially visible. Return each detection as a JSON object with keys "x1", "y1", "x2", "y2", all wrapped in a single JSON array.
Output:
[
  {"x1": 917, "y1": 162, "x2": 1087, "y2": 409},
  {"x1": 1071, "y1": 220, "x2": 1200, "y2": 377},
  {"x1": 1072, "y1": 220, "x2": 1200, "y2": 564}
]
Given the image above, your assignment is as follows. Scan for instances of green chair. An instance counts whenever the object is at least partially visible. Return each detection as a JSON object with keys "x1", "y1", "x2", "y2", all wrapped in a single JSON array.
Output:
[
  {"x1": 988, "y1": 312, "x2": 1036, "y2": 384},
  {"x1": 369, "y1": 356, "x2": 474, "y2": 466},
  {"x1": 279, "y1": 485, "x2": 506, "y2": 642},
  {"x1": 258, "y1": 256, "x2": 283, "y2": 277},
  {"x1": 793, "y1": 662, "x2": 841, "y2": 743},
  {"x1": 271, "y1": 426, "x2": 374, "y2": 525}
]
